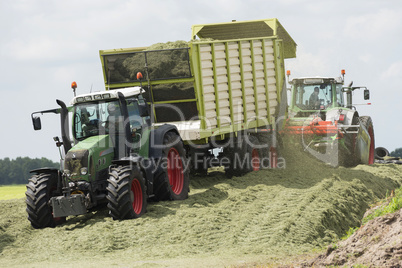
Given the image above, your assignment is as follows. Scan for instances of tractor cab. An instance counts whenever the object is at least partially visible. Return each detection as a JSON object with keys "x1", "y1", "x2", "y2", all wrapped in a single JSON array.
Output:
[
  {"x1": 71, "y1": 87, "x2": 149, "y2": 147},
  {"x1": 288, "y1": 76, "x2": 345, "y2": 116},
  {"x1": 62, "y1": 86, "x2": 150, "y2": 183},
  {"x1": 283, "y1": 70, "x2": 374, "y2": 167}
]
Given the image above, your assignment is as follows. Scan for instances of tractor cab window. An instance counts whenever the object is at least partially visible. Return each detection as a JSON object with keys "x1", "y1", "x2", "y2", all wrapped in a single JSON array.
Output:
[
  {"x1": 127, "y1": 99, "x2": 143, "y2": 130},
  {"x1": 74, "y1": 100, "x2": 119, "y2": 140},
  {"x1": 295, "y1": 84, "x2": 333, "y2": 110},
  {"x1": 73, "y1": 98, "x2": 148, "y2": 150},
  {"x1": 335, "y1": 84, "x2": 345, "y2": 107},
  {"x1": 126, "y1": 98, "x2": 149, "y2": 150}
]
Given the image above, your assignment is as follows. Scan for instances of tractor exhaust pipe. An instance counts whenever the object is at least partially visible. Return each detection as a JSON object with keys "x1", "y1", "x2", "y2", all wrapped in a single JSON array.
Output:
[{"x1": 56, "y1": 99, "x2": 72, "y2": 153}]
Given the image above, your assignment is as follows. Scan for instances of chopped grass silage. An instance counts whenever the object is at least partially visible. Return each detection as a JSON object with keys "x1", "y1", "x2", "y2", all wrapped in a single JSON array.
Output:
[{"x1": 1, "y1": 158, "x2": 401, "y2": 267}]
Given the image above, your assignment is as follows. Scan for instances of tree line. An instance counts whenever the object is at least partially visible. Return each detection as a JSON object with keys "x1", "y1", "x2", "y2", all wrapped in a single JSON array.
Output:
[
  {"x1": 390, "y1": 148, "x2": 402, "y2": 158},
  {"x1": 0, "y1": 157, "x2": 59, "y2": 185},
  {"x1": 0, "y1": 147, "x2": 400, "y2": 185}
]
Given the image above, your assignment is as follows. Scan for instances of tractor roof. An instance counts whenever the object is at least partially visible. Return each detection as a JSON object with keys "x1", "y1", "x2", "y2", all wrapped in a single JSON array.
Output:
[
  {"x1": 71, "y1": 86, "x2": 144, "y2": 105},
  {"x1": 290, "y1": 76, "x2": 343, "y2": 85}
]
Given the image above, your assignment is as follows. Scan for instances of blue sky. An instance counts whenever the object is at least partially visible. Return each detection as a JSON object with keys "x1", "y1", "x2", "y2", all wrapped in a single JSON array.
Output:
[{"x1": 1, "y1": 0, "x2": 401, "y2": 161}]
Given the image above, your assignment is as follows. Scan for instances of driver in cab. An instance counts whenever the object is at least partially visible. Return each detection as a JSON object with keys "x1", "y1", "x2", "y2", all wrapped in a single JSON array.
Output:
[{"x1": 309, "y1": 87, "x2": 320, "y2": 109}]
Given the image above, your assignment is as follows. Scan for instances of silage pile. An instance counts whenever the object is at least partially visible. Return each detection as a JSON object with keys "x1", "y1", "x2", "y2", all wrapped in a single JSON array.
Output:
[
  {"x1": 110, "y1": 39, "x2": 216, "y2": 83},
  {"x1": 1, "y1": 152, "x2": 402, "y2": 267}
]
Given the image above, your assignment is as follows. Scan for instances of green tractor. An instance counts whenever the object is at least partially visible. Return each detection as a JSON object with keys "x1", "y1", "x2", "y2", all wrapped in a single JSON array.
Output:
[
  {"x1": 282, "y1": 70, "x2": 375, "y2": 167},
  {"x1": 26, "y1": 81, "x2": 189, "y2": 228}
]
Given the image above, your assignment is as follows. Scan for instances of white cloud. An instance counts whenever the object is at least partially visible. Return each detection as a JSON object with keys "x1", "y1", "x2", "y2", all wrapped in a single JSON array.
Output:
[
  {"x1": 381, "y1": 61, "x2": 402, "y2": 79},
  {"x1": 1, "y1": 0, "x2": 402, "y2": 160},
  {"x1": 358, "y1": 53, "x2": 372, "y2": 63},
  {"x1": 344, "y1": 8, "x2": 402, "y2": 40}
]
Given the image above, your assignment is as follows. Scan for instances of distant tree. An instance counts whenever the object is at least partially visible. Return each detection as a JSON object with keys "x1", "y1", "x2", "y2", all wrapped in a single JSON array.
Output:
[
  {"x1": 390, "y1": 148, "x2": 402, "y2": 158},
  {"x1": 0, "y1": 157, "x2": 59, "y2": 185}
]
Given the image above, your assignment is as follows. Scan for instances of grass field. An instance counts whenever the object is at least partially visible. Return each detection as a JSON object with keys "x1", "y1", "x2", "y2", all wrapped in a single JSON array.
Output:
[
  {"x1": 1, "y1": 153, "x2": 401, "y2": 267},
  {"x1": 0, "y1": 185, "x2": 25, "y2": 200}
]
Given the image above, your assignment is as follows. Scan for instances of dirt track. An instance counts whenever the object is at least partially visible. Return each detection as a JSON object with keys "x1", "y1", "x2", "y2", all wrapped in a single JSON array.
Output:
[
  {"x1": 1, "y1": 156, "x2": 401, "y2": 267},
  {"x1": 308, "y1": 208, "x2": 402, "y2": 267}
]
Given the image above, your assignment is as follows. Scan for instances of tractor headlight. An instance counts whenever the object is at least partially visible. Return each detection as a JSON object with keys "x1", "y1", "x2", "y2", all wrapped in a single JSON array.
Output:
[
  {"x1": 80, "y1": 167, "x2": 88, "y2": 175},
  {"x1": 64, "y1": 169, "x2": 71, "y2": 177}
]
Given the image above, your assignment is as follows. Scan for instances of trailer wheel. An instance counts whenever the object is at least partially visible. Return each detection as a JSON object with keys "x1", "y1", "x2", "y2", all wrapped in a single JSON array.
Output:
[
  {"x1": 360, "y1": 116, "x2": 375, "y2": 165},
  {"x1": 25, "y1": 173, "x2": 64, "y2": 229},
  {"x1": 107, "y1": 165, "x2": 147, "y2": 220},
  {"x1": 189, "y1": 149, "x2": 214, "y2": 176},
  {"x1": 153, "y1": 131, "x2": 189, "y2": 201},
  {"x1": 257, "y1": 131, "x2": 279, "y2": 169},
  {"x1": 223, "y1": 135, "x2": 262, "y2": 177},
  {"x1": 247, "y1": 135, "x2": 262, "y2": 171}
]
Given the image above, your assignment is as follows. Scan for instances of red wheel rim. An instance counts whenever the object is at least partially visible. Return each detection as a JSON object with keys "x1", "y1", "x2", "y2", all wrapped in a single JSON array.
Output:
[
  {"x1": 167, "y1": 148, "x2": 184, "y2": 195},
  {"x1": 251, "y1": 148, "x2": 260, "y2": 171},
  {"x1": 368, "y1": 127, "x2": 375, "y2": 165},
  {"x1": 130, "y1": 178, "x2": 143, "y2": 215}
]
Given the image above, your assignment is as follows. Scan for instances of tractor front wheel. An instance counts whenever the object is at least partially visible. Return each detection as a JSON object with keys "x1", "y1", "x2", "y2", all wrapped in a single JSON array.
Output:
[
  {"x1": 360, "y1": 116, "x2": 375, "y2": 165},
  {"x1": 25, "y1": 173, "x2": 64, "y2": 229},
  {"x1": 107, "y1": 165, "x2": 147, "y2": 220}
]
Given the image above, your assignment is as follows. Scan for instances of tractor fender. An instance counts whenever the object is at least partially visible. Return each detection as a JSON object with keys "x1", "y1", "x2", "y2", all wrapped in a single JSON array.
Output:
[
  {"x1": 111, "y1": 155, "x2": 143, "y2": 167},
  {"x1": 344, "y1": 110, "x2": 359, "y2": 126},
  {"x1": 325, "y1": 108, "x2": 340, "y2": 122},
  {"x1": 111, "y1": 156, "x2": 154, "y2": 196},
  {"x1": 29, "y1": 168, "x2": 63, "y2": 194},
  {"x1": 148, "y1": 124, "x2": 181, "y2": 159},
  {"x1": 324, "y1": 109, "x2": 358, "y2": 126},
  {"x1": 30, "y1": 167, "x2": 61, "y2": 175}
]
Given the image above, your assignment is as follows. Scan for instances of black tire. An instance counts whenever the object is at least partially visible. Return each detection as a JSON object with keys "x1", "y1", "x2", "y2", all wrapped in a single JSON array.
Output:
[
  {"x1": 257, "y1": 131, "x2": 279, "y2": 169},
  {"x1": 107, "y1": 165, "x2": 147, "y2": 220},
  {"x1": 222, "y1": 137, "x2": 245, "y2": 178},
  {"x1": 246, "y1": 135, "x2": 262, "y2": 172},
  {"x1": 223, "y1": 135, "x2": 261, "y2": 177},
  {"x1": 360, "y1": 116, "x2": 375, "y2": 165},
  {"x1": 25, "y1": 173, "x2": 65, "y2": 229},
  {"x1": 153, "y1": 131, "x2": 190, "y2": 201},
  {"x1": 375, "y1": 147, "x2": 389, "y2": 160},
  {"x1": 189, "y1": 148, "x2": 213, "y2": 176},
  {"x1": 338, "y1": 115, "x2": 360, "y2": 167}
]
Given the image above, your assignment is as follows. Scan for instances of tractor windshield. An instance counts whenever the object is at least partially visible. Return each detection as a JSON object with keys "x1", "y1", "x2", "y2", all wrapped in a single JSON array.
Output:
[
  {"x1": 73, "y1": 98, "x2": 146, "y2": 141},
  {"x1": 294, "y1": 83, "x2": 344, "y2": 110},
  {"x1": 73, "y1": 100, "x2": 119, "y2": 140},
  {"x1": 335, "y1": 83, "x2": 344, "y2": 107}
]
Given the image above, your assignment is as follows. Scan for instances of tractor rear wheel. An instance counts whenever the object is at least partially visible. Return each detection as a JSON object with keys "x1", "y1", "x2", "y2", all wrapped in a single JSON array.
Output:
[
  {"x1": 153, "y1": 131, "x2": 189, "y2": 201},
  {"x1": 25, "y1": 173, "x2": 64, "y2": 229},
  {"x1": 107, "y1": 165, "x2": 147, "y2": 220},
  {"x1": 360, "y1": 116, "x2": 375, "y2": 164}
]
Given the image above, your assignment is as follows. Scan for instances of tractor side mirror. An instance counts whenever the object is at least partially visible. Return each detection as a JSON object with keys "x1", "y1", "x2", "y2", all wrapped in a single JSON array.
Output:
[
  {"x1": 32, "y1": 116, "x2": 42, "y2": 130},
  {"x1": 364, "y1": 89, "x2": 370, "y2": 100},
  {"x1": 138, "y1": 103, "x2": 149, "y2": 117}
]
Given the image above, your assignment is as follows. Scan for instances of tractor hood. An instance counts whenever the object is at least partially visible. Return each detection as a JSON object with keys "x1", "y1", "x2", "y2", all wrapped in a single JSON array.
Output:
[{"x1": 64, "y1": 135, "x2": 114, "y2": 181}]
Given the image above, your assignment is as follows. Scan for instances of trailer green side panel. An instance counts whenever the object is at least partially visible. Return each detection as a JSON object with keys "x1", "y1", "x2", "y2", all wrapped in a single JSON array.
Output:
[
  {"x1": 98, "y1": 47, "x2": 199, "y2": 124},
  {"x1": 98, "y1": 18, "x2": 296, "y2": 142},
  {"x1": 192, "y1": 18, "x2": 296, "y2": 59},
  {"x1": 191, "y1": 38, "x2": 283, "y2": 136}
]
